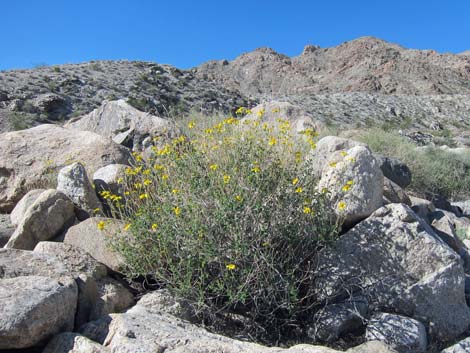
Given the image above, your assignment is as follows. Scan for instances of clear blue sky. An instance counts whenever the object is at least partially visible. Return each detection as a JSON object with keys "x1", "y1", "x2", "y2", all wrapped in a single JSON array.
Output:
[{"x1": 2, "y1": 0, "x2": 469, "y2": 71}]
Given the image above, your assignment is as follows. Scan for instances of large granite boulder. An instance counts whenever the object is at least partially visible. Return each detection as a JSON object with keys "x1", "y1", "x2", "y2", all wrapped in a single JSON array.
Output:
[
  {"x1": 313, "y1": 203, "x2": 470, "y2": 341},
  {"x1": 305, "y1": 136, "x2": 365, "y2": 178},
  {"x1": 10, "y1": 188, "x2": 46, "y2": 226},
  {"x1": 42, "y1": 332, "x2": 109, "y2": 353},
  {"x1": 66, "y1": 99, "x2": 172, "y2": 150},
  {"x1": 33, "y1": 241, "x2": 108, "y2": 280},
  {"x1": 63, "y1": 217, "x2": 126, "y2": 272},
  {"x1": 0, "y1": 124, "x2": 130, "y2": 212},
  {"x1": 0, "y1": 275, "x2": 77, "y2": 349},
  {"x1": 365, "y1": 313, "x2": 427, "y2": 353},
  {"x1": 317, "y1": 145, "x2": 383, "y2": 225},
  {"x1": 57, "y1": 162, "x2": 102, "y2": 220},
  {"x1": 5, "y1": 190, "x2": 75, "y2": 250}
]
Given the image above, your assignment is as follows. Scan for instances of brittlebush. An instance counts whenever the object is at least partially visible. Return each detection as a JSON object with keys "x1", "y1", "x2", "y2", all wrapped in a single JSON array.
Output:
[{"x1": 108, "y1": 109, "x2": 339, "y2": 344}]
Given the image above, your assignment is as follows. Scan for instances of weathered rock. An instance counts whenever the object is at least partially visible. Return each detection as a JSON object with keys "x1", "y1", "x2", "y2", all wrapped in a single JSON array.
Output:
[
  {"x1": 93, "y1": 164, "x2": 128, "y2": 195},
  {"x1": 0, "y1": 248, "x2": 70, "y2": 278},
  {"x1": 375, "y1": 155, "x2": 412, "y2": 189},
  {"x1": 429, "y1": 210, "x2": 470, "y2": 271},
  {"x1": 5, "y1": 190, "x2": 75, "y2": 250},
  {"x1": 347, "y1": 341, "x2": 398, "y2": 353},
  {"x1": 441, "y1": 336, "x2": 470, "y2": 353},
  {"x1": 383, "y1": 178, "x2": 411, "y2": 206},
  {"x1": 102, "y1": 291, "x2": 395, "y2": 353},
  {"x1": 317, "y1": 145, "x2": 383, "y2": 225},
  {"x1": 42, "y1": 332, "x2": 109, "y2": 353},
  {"x1": 365, "y1": 313, "x2": 427, "y2": 353},
  {"x1": 0, "y1": 124, "x2": 130, "y2": 212},
  {"x1": 90, "y1": 277, "x2": 134, "y2": 320},
  {"x1": 10, "y1": 188, "x2": 45, "y2": 226},
  {"x1": 32, "y1": 93, "x2": 70, "y2": 118},
  {"x1": 63, "y1": 217, "x2": 126, "y2": 272},
  {"x1": 74, "y1": 274, "x2": 99, "y2": 329},
  {"x1": 0, "y1": 214, "x2": 14, "y2": 247},
  {"x1": 313, "y1": 203, "x2": 470, "y2": 341},
  {"x1": 78, "y1": 316, "x2": 113, "y2": 345},
  {"x1": 306, "y1": 136, "x2": 365, "y2": 178},
  {"x1": 308, "y1": 296, "x2": 368, "y2": 343},
  {"x1": 33, "y1": 241, "x2": 108, "y2": 280},
  {"x1": 453, "y1": 200, "x2": 470, "y2": 216},
  {"x1": 410, "y1": 195, "x2": 436, "y2": 220},
  {"x1": 66, "y1": 99, "x2": 172, "y2": 150},
  {"x1": 5, "y1": 243, "x2": 104, "y2": 330},
  {"x1": 57, "y1": 162, "x2": 102, "y2": 220},
  {"x1": 0, "y1": 275, "x2": 77, "y2": 349}
]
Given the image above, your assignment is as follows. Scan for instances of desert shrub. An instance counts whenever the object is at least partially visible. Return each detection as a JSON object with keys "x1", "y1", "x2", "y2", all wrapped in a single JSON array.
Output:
[
  {"x1": 108, "y1": 112, "x2": 339, "y2": 343},
  {"x1": 357, "y1": 128, "x2": 470, "y2": 199}
]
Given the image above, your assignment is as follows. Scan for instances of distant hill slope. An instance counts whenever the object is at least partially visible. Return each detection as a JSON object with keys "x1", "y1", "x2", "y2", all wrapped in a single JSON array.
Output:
[
  {"x1": 1, "y1": 36, "x2": 469, "y2": 132},
  {"x1": 196, "y1": 36, "x2": 470, "y2": 96}
]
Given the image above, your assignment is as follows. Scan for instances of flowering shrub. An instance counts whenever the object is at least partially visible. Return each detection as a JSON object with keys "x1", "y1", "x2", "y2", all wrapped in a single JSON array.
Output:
[{"x1": 109, "y1": 110, "x2": 339, "y2": 343}]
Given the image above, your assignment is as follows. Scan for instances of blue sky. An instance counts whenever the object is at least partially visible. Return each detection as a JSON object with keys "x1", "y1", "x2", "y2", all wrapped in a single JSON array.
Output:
[{"x1": 2, "y1": 0, "x2": 469, "y2": 71}]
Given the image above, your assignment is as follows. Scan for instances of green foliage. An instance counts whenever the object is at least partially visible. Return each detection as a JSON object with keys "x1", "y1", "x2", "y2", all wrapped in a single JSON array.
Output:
[
  {"x1": 357, "y1": 128, "x2": 470, "y2": 199},
  {"x1": 108, "y1": 114, "x2": 338, "y2": 343},
  {"x1": 8, "y1": 112, "x2": 34, "y2": 131}
]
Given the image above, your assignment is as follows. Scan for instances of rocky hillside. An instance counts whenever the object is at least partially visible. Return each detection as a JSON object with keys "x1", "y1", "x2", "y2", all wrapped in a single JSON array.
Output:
[
  {"x1": 1, "y1": 36, "x2": 470, "y2": 133},
  {"x1": 0, "y1": 60, "x2": 254, "y2": 132},
  {"x1": 196, "y1": 36, "x2": 470, "y2": 96}
]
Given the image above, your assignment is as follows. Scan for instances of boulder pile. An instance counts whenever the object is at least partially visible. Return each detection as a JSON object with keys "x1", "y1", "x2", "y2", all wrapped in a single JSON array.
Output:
[{"x1": 2, "y1": 115, "x2": 470, "y2": 353}]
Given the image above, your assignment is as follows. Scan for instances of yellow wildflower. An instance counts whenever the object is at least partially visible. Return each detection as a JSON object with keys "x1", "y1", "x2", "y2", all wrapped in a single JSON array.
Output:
[
  {"x1": 97, "y1": 221, "x2": 106, "y2": 231},
  {"x1": 251, "y1": 166, "x2": 261, "y2": 173},
  {"x1": 272, "y1": 107, "x2": 280, "y2": 113},
  {"x1": 268, "y1": 136, "x2": 277, "y2": 146},
  {"x1": 235, "y1": 195, "x2": 243, "y2": 201},
  {"x1": 143, "y1": 179, "x2": 152, "y2": 186},
  {"x1": 139, "y1": 193, "x2": 149, "y2": 200},
  {"x1": 188, "y1": 121, "x2": 196, "y2": 129},
  {"x1": 162, "y1": 174, "x2": 169, "y2": 180},
  {"x1": 172, "y1": 188, "x2": 180, "y2": 194},
  {"x1": 337, "y1": 201, "x2": 347, "y2": 211},
  {"x1": 226, "y1": 263, "x2": 236, "y2": 270},
  {"x1": 292, "y1": 178, "x2": 299, "y2": 185},
  {"x1": 340, "y1": 151, "x2": 348, "y2": 157},
  {"x1": 329, "y1": 161, "x2": 337, "y2": 168},
  {"x1": 235, "y1": 107, "x2": 245, "y2": 115},
  {"x1": 342, "y1": 184, "x2": 351, "y2": 192},
  {"x1": 257, "y1": 109, "x2": 265, "y2": 118},
  {"x1": 123, "y1": 223, "x2": 131, "y2": 231},
  {"x1": 303, "y1": 206, "x2": 313, "y2": 214},
  {"x1": 295, "y1": 187, "x2": 303, "y2": 193},
  {"x1": 151, "y1": 223, "x2": 158, "y2": 231},
  {"x1": 143, "y1": 169, "x2": 151, "y2": 175},
  {"x1": 209, "y1": 164, "x2": 218, "y2": 171},
  {"x1": 223, "y1": 175, "x2": 231, "y2": 184},
  {"x1": 173, "y1": 206, "x2": 181, "y2": 216},
  {"x1": 346, "y1": 180, "x2": 354, "y2": 185}
]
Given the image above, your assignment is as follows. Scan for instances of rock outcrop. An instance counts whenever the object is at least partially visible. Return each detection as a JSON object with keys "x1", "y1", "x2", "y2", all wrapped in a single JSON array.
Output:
[
  {"x1": 0, "y1": 124, "x2": 130, "y2": 212},
  {"x1": 313, "y1": 203, "x2": 470, "y2": 341}
]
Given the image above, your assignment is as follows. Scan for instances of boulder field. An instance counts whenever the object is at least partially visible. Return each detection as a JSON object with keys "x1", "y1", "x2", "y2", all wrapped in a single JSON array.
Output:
[{"x1": 2, "y1": 105, "x2": 470, "y2": 352}]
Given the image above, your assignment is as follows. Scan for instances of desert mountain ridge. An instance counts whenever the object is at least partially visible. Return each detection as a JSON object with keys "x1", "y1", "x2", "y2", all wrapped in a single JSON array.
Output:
[{"x1": 1, "y1": 36, "x2": 470, "y2": 132}]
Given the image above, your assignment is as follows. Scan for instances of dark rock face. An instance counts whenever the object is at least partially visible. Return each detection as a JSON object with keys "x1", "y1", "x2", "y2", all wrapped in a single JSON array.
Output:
[{"x1": 375, "y1": 155, "x2": 412, "y2": 188}]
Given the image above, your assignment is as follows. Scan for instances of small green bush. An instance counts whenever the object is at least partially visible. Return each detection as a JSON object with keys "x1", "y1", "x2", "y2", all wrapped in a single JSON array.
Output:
[
  {"x1": 357, "y1": 128, "x2": 470, "y2": 199},
  {"x1": 108, "y1": 112, "x2": 339, "y2": 343}
]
